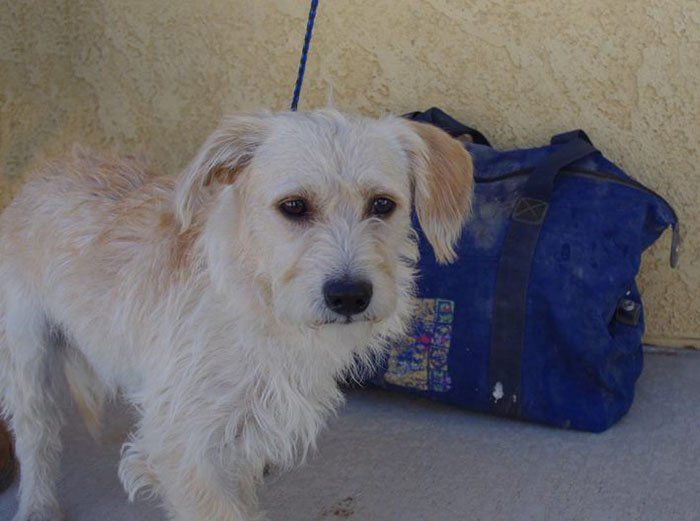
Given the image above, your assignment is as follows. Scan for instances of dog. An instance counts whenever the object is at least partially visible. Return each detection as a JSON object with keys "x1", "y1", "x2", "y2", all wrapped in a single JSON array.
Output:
[{"x1": 0, "y1": 109, "x2": 473, "y2": 521}]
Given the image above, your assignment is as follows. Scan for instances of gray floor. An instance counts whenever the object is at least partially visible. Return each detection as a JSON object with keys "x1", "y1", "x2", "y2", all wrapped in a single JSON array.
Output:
[{"x1": 1, "y1": 349, "x2": 699, "y2": 521}]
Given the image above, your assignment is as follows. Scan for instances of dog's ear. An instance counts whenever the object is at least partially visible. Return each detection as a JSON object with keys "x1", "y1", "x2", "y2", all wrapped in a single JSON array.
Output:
[
  {"x1": 174, "y1": 113, "x2": 270, "y2": 232},
  {"x1": 397, "y1": 119, "x2": 474, "y2": 264}
]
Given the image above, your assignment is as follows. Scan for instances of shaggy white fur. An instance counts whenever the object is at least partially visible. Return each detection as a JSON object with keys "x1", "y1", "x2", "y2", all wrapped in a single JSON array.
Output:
[{"x1": 0, "y1": 109, "x2": 472, "y2": 521}]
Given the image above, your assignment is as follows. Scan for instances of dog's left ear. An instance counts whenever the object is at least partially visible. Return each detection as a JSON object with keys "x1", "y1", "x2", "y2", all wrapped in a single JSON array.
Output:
[
  {"x1": 174, "y1": 113, "x2": 270, "y2": 232},
  {"x1": 397, "y1": 120, "x2": 474, "y2": 264}
]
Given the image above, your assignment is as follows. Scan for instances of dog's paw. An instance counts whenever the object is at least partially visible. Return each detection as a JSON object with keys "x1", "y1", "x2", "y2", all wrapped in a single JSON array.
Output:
[
  {"x1": 118, "y1": 441, "x2": 159, "y2": 501},
  {"x1": 12, "y1": 514, "x2": 64, "y2": 521},
  {"x1": 12, "y1": 505, "x2": 64, "y2": 521}
]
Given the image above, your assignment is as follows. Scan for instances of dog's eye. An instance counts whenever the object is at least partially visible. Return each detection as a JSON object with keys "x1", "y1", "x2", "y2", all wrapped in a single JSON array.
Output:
[
  {"x1": 279, "y1": 198, "x2": 310, "y2": 219},
  {"x1": 370, "y1": 197, "x2": 396, "y2": 217}
]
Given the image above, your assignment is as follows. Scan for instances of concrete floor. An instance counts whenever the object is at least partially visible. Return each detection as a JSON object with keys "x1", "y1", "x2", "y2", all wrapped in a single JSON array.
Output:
[{"x1": 1, "y1": 349, "x2": 699, "y2": 521}]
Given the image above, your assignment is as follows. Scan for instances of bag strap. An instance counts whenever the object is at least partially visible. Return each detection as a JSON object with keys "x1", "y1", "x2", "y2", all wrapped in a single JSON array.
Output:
[
  {"x1": 403, "y1": 107, "x2": 492, "y2": 147},
  {"x1": 489, "y1": 133, "x2": 599, "y2": 417}
]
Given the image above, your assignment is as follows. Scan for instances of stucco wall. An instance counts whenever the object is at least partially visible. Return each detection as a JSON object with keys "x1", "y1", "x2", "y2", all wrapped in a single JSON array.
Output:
[{"x1": 1, "y1": 0, "x2": 698, "y2": 346}]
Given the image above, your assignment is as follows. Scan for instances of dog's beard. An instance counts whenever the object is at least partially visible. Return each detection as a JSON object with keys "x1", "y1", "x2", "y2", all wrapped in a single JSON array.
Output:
[
  {"x1": 273, "y1": 297, "x2": 380, "y2": 331},
  {"x1": 270, "y1": 286, "x2": 396, "y2": 330}
]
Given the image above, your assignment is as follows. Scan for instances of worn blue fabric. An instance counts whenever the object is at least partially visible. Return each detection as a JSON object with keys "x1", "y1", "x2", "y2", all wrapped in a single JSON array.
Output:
[{"x1": 369, "y1": 108, "x2": 678, "y2": 433}]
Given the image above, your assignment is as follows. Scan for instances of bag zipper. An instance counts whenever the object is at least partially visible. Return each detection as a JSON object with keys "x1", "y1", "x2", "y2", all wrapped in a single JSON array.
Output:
[{"x1": 474, "y1": 167, "x2": 681, "y2": 267}]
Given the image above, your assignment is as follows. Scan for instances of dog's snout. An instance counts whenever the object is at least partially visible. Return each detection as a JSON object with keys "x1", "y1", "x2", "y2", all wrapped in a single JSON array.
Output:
[{"x1": 323, "y1": 278, "x2": 373, "y2": 317}]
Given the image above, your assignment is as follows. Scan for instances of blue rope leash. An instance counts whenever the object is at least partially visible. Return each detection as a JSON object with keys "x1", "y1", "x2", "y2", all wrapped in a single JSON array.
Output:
[{"x1": 290, "y1": 0, "x2": 319, "y2": 111}]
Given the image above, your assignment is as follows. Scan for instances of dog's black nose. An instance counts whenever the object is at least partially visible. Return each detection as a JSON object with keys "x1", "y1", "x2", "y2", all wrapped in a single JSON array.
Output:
[{"x1": 323, "y1": 278, "x2": 373, "y2": 317}]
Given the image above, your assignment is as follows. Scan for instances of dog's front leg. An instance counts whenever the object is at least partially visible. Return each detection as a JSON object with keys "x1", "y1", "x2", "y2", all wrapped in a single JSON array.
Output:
[{"x1": 120, "y1": 427, "x2": 264, "y2": 521}]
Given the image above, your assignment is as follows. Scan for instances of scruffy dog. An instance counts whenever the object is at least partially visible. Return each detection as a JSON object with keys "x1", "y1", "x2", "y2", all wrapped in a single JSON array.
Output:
[{"x1": 0, "y1": 110, "x2": 473, "y2": 521}]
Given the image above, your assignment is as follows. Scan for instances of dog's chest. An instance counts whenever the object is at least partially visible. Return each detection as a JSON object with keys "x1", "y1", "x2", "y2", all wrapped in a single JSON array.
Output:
[{"x1": 231, "y1": 367, "x2": 344, "y2": 466}]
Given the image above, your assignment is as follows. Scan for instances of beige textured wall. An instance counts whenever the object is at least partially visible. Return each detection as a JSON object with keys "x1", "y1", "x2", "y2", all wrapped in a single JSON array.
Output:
[{"x1": 1, "y1": 0, "x2": 698, "y2": 346}]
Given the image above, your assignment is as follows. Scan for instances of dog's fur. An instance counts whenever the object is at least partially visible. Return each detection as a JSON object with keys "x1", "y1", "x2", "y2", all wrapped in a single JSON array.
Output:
[{"x1": 0, "y1": 110, "x2": 472, "y2": 521}]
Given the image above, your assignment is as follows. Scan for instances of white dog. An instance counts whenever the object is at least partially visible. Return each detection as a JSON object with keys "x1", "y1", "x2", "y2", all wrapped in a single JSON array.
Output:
[{"x1": 0, "y1": 109, "x2": 473, "y2": 521}]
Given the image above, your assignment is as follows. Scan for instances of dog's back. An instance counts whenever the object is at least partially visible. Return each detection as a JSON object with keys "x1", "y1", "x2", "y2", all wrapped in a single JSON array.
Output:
[
  {"x1": 1, "y1": 148, "x2": 169, "y2": 264},
  {"x1": 0, "y1": 147, "x2": 185, "y2": 300}
]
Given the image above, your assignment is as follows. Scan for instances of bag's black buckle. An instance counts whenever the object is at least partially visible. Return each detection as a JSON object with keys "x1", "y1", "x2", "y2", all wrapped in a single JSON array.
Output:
[
  {"x1": 615, "y1": 298, "x2": 642, "y2": 327},
  {"x1": 512, "y1": 197, "x2": 548, "y2": 224}
]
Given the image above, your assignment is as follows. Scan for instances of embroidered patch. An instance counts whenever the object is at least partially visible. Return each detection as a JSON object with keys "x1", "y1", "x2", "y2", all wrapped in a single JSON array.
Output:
[{"x1": 384, "y1": 298, "x2": 455, "y2": 392}]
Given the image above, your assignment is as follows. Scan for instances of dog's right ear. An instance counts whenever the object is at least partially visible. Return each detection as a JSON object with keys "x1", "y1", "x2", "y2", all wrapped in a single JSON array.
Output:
[{"x1": 174, "y1": 113, "x2": 270, "y2": 232}]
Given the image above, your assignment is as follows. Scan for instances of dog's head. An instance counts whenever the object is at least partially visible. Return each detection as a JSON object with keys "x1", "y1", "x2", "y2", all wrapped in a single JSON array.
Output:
[{"x1": 175, "y1": 110, "x2": 472, "y2": 337}]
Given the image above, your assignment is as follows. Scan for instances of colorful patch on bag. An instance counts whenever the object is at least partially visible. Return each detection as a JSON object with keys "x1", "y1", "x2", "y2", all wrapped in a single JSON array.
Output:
[{"x1": 383, "y1": 298, "x2": 454, "y2": 392}]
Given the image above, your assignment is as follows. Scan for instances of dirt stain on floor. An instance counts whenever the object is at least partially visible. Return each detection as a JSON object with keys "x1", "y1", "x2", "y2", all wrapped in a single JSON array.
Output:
[{"x1": 320, "y1": 496, "x2": 355, "y2": 519}]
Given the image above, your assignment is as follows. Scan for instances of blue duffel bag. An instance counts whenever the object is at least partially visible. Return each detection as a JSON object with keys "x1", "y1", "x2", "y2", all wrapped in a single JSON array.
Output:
[{"x1": 369, "y1": 108, "x2": 680, "y2": 432}]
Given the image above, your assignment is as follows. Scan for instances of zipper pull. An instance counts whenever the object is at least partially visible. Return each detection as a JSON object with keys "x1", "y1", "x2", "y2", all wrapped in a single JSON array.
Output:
[{"x1": 670, "y1": 222, "x2": 681, "y2": 268}]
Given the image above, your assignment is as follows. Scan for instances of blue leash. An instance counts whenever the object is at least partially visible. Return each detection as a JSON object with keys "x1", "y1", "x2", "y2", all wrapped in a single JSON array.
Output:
[{"x1": 290, "y1": 0, "x2": 319, "y2": 111}]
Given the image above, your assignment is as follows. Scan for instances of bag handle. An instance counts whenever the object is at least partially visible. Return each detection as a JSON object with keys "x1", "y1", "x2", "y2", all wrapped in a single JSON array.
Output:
[
  {"x1": 518, "y1": 130, "x2": 597, "y2": 207},
  {"x1": 489, "y1": 133, "x2": 599, "y2": 417},
  {"x1": 402, "y1": 107, "x2": 492, "y2": 147}
]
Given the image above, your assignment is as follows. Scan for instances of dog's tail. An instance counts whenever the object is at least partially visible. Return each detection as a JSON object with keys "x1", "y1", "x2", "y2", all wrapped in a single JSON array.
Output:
[{"x1": 62, "y1": 347, "x2": 105, "y2": 439}]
